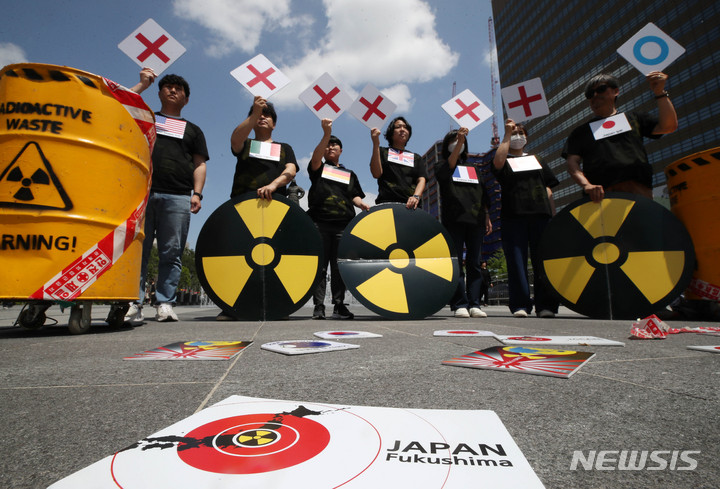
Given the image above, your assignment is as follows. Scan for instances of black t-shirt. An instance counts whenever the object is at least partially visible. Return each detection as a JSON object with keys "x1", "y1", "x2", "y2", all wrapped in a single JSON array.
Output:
[
  {"x1": 231, "y1": 139, "x2": 299, "y2": 198},
  {"x1": 307, "y1": 160, "x2": 365, "y2": 223},
  {"x1": 436, "y1": 158, "x2": 488, "y2": 226},
  {"x1": 562, "y1": 111, "x2": 660, "y2": 188},
  {"x1": 375, "y1": 146, "x2": 428, "y2": 204},
  {"x1": 151, "y1": 113, "x2": 209, "y2": 194},
  {"x1": 492, "y1": 153, "x2": 558, "y2": 217}
]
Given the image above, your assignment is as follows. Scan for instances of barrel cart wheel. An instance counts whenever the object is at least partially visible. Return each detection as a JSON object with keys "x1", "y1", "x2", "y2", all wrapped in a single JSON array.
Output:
[
  {"x1": 68, "y1": 303, "x2": 92, "y2": 335},
  {"x1": 17, "y1": 302, "x2": 52, "y2": 330}
]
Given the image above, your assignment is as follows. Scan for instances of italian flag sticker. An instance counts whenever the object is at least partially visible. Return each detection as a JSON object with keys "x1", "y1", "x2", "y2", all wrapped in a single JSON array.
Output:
[{"x1": 250, "y1": 140, "x2": 281, "y2": 161}]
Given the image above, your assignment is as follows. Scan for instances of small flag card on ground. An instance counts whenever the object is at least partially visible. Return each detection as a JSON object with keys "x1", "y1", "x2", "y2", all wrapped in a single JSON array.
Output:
[
  {"x1": 686, "y1": 345, "x2": 720, "y2": 354},
  {"x1": 49, "y1": 395, "x2": 545, "y2": 488},
  {"x1": 314, "y1": 331, "x2": 382, "y2": 339},
  {"x1": 261, "y1": 340, "x2": 359, "y2": 355},
  {"x1": 124, "y1": 341, "x2": 252, "y2": 360},
  {"x1": 434, "y1": 330, "x2": 496, "y2": 337},
  {"x1": 493, "y1": 335, "x2": 625, "y2": 346},
  {"x1": 443, "y1": 346, "x2": 594, "y2": 379}
]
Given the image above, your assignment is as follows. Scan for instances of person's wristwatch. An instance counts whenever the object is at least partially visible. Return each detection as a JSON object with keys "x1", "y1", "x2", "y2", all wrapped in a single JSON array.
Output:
[
  {"x1": 412, "y1": 195, "x2": 420, "y2": 200},
  {"x1": 193, "y1": 191, "x2": 203, "y2": 200}
]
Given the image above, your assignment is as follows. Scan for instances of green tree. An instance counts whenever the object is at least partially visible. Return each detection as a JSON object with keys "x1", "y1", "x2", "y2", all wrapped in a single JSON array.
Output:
[
  {"x1": 487, "y1": 249, "x2": 507, "y2": 280},
  {"x1": 180, "y1": 247, "x2": 200, "y2": 290},
  {"x1": 146, "y1": 245, "x2": 159, "y2": 282}
]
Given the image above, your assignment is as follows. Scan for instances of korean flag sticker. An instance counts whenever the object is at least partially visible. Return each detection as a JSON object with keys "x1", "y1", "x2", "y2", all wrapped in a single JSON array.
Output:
[
  {"x1": 507, "y1": 155, "x2": 543, "y2": 173},
  {"x1": 589, "y1": 113, "x2": 632, "y2": 140},
  {"x1": 617, "y1": 22, "x2": 685, "y2": 75}
]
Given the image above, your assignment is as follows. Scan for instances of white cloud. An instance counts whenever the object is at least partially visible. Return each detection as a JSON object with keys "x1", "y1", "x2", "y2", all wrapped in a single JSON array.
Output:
[
  {"x1": 275, "y1": 0, "x2": 458, "y2": 109},
  {"x1": 0, "y1": 43, "x2": 27, "y2": 67},
  {"x1": 172, "y1": 0, "x2": 312, "y2": 56},
  {"x1": 175, "y1": 0, "x2": 458, "y2": 112}
]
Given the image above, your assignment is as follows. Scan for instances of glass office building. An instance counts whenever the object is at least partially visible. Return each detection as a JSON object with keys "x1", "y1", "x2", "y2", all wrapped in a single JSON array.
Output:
[{"x1": 491, "y1": 0, "x2": 720, "y2": 208}]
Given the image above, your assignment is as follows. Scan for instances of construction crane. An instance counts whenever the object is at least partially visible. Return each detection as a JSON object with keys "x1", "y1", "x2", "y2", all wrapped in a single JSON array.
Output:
[{"x1": 488, "y1": 17, "x2": 500, "y2": 147}]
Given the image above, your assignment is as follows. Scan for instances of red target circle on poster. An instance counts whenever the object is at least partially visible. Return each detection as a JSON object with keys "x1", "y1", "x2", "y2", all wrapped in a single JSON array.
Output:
[
  {"x1": 177, "y1": 414, "x2": 330, "y2": 474},
  {"x1": 507, "y1": 336, "x2": 552, "y2": 341}
]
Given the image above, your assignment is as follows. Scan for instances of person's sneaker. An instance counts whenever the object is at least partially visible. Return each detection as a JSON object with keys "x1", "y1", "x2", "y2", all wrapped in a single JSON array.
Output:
[
  {"x1": 124, "y1": 303, "x2": 144, "y2": 323},
  {"x1": 332, "y1": 303, "x2": 354, "y2": 320},
  {"x1": 455, "y1": 307, "x2": 470, "y2": 318},
  {"x1": 156, "y1": 303, "x2": 178, "y2": 322},
  {"x1": 312, "y1": 304, "x2": 326, "y2": 320},
  {"x1": 538, "y1": 309, "x2": 556, "y2": 318},
  {"x1": 216, "y1": 311, "x2": 238, "y2": 321},
  {"x1": 469, "y1": 307, "x2": 487, "y2": 318},
  {"x1": 513, "y1": 310, "x2": 529, "y2": 318}
]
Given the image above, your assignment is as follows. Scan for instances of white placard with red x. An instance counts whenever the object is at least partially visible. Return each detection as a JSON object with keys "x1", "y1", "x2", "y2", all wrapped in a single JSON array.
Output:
[
  {"x1": 441, "y1": 89, "x2": 492, "y2": 131},
  {"x1": 118, "y1": 19, "x2": 186, "y2": 75},
  {"x1": 230, "y1": 54, "x2": 291, "y2": 99},
  {"x1": 298, "y1": 72, "x2": 353, "y2": 121},
  {"x1": 348, "y1": 84, "x2": 397, "y2": 129},
  {"x1": 501, "y1": 77, "x2": 550, "y2": 123}
]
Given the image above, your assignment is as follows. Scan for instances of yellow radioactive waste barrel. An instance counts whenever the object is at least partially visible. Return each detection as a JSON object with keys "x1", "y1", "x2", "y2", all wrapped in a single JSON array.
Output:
[
  {"x1": 0, "y1": 63, "x2": 154, "y2": 301},
  {"x1": 665, "y1": 147, "x2": 720, "y2": 302}
]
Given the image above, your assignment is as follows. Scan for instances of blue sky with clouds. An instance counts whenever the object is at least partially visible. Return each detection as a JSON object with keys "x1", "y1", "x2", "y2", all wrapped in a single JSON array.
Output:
[{"x1": 2, "y1": 0, "x2": 498, "y2": 247}]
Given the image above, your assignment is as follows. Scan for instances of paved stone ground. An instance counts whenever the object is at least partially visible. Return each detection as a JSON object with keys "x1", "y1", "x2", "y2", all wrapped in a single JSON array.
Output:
[{"x1": 0, "y1": 302, "x2": 717, "y2": 488}]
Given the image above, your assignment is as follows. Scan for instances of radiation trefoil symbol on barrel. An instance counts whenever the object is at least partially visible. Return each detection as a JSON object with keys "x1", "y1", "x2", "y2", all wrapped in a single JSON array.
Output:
[
  {"x1": 539, "y1": 193, "x2": 695, "y2": 319},
  {"x1": 0, "y1": 141, "x2": 72, "y2": 210},
  {"x1": 337, "y1": 204, "x2": 459, "y2": 319},
  {"x1": 195, "y1": 194, "x2": 323, "y2": 321}
]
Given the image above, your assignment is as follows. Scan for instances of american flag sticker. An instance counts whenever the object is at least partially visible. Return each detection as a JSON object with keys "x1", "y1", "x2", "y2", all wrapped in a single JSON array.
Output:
[
  {"x1": 452, "y1": 165, "x2": 479, "y2": 184},
  {"x1": 249, "y1": 140, "x2": 281, "y2": 161},
  {"x1": 322, "y1": 165, "x2": 351, "y2": 185},
  {"x1": 590, "y1": 113, "x2": 632, "y2": 140},
  {"x1": 155, "y1": 115, "x2": 187, "y2": 139},
  {"x1": 387, "y1": 148, "x2": 414, "y2": 167}
]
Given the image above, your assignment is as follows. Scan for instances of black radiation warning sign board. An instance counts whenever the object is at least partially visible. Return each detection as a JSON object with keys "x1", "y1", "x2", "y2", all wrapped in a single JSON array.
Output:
[
  {"x1": 538, "y1": 192, "x2": 695, "y2": 319},
  {"x1": 195, "y1": 193, "x2": 323, "y2": 321},
  {"x1": 337, "y1": 204, "x2": 459, "y2": 319},
  {"x1": 0, "y1": 141, "x2": 72, "y2": 210}
]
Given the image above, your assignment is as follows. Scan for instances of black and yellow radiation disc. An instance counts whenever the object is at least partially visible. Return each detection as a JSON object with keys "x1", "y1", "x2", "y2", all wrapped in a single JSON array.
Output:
[
  {"x1": 337, "y1": 204, "x2": 459, "y2": 319},
  {"x1": 538, "y1": 193, "x2": 695, "y2": 319},
  {"x1": 195, "y1": 193, "x2": 323, "y2": 320}
]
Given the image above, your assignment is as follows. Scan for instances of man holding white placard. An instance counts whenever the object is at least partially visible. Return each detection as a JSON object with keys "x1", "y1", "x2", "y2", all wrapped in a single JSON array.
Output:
[
  {"x1": 229, "y1": 96, "x2": 298, "y2": 200},
  {"x1": 493, "y1": 119, "x2": 558, "y2": 318},
  {"x1": 118, "y1": 69, "x2": 209, "y2": 323},
  {"x1": 563, "y1": 72, "x2": 678, "y2": 202},
  {"x1": 369, "y1": 117, "x2": 427, "y2": 209},
  {"x1": 307, "y1": 119, "x2": 369, "y2": 320}
]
